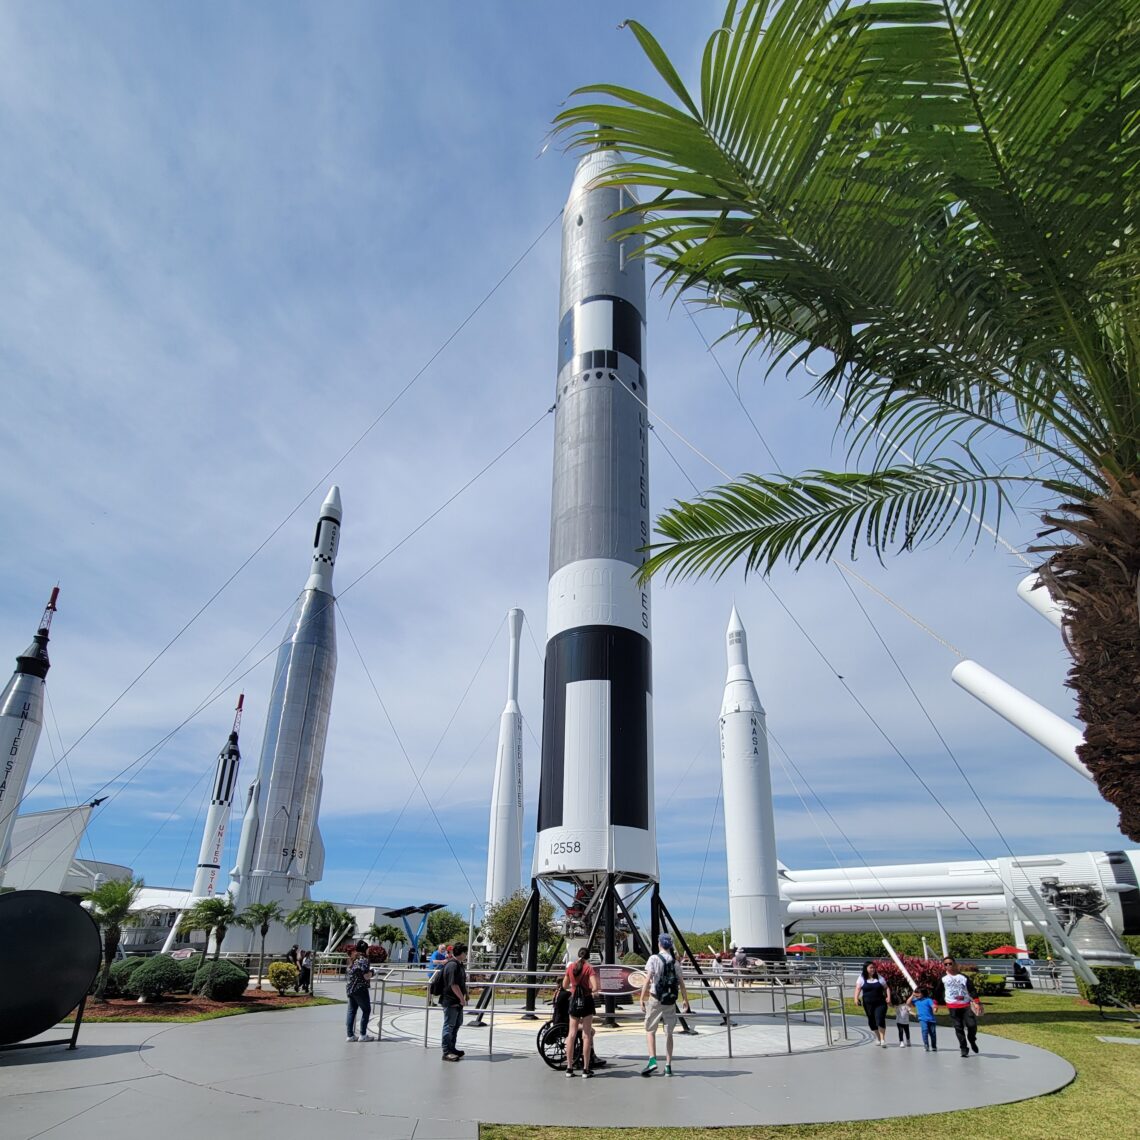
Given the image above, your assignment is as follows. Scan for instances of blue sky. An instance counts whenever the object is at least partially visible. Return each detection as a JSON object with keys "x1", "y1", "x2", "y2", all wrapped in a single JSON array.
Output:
[{"x1": 0, "y1": 1, "x2": 1127, "y2": 932}]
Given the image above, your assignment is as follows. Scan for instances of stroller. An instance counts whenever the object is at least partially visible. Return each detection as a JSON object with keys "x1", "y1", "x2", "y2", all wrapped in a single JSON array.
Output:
[{"x1": 536, "y1": 986, "x2": 609, "y2": 1071}]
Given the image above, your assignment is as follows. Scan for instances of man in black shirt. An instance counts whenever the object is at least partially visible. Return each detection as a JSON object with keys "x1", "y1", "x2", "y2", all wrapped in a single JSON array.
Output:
[{"x1": 440, "y1": 942, "x2": 469, "y2": 1061}]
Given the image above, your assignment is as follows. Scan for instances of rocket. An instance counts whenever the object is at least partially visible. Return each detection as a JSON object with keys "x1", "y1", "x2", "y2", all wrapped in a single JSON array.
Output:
[
  {"x1": 533, "y1": 152, "x2": 657, "y2": 884},
  {"x1": 191, "y1": 694, "x2": 244, "y2": 899},
  {"x1": 229, "y1": 487, "x2": 341, "y2": 948},
  {"x1": 719, "y1": 606, "x2": 785, "y2": 959},
  {"x1": 485, "y1": 608, "x2": 524, "y2": 906},
  {"x1": 0, "y1": 589, "x2": 58, "y2": 886}
]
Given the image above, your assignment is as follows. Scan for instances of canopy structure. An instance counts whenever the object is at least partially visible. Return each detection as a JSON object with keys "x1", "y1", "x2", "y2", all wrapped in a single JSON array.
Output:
[
  {"x1": 984, "y1": 945, "x2": 1029, "y2": 956},
  {"x1": 785, "y1": 943, "x2": 816, "y2": 953}
]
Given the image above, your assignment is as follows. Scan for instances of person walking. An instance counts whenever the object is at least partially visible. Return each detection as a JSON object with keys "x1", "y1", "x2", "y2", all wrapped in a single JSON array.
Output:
[
  {"x1": 854, "y1": 961, "x2": 891, "y2": 1048},
  {"x1": 298, "y1": 949, "x2": 312, "y2": 994},
  {"x1": 639, "y1": 933, "x2": 692, "y2": 1077},
  {"x1": 907, "y1": 986, "x2": 938, "y2": 1051},
  {"x1": 345, "y1": 941, "x2": 374, "y2": 1042},
  {"x1": 440, "y1": 942, "x2": 469, "y2": 1061},
  {"x1": 941, "y1": 956, "x2": 980, "y2": 1057},
  {"x1": 894, "y1": 996, "x2": 912, "y2": 1046},
  {"x1": 563, "y1": 947, "x2": 600, "y2": 1077}
]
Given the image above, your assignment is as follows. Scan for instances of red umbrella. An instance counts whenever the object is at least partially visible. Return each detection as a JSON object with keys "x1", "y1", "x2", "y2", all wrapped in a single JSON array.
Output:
[
  {"x1": 984, "y1": 945, "x2": 1028, "y2": 955},
  {"x1": 785, "y1": 944, "x2": 817, "y2": 953}
]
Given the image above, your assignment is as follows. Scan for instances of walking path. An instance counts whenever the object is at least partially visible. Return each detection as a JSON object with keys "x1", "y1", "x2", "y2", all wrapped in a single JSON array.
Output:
[{"x1": 1, "y1": 992, "x2": 1074, "y2": 1138}]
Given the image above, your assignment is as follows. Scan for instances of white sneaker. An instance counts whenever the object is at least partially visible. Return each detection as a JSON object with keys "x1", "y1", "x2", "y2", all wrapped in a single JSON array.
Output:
[
  {"x1": 899, "y1": 1042, "x2": 906, "y2": 1048},
  {"x1": 346, "y1": 1035, "x2": 358, "y2": 1042},
  {"x1": 360, "y1": 1034, "x2": 376, "y2": 1042}
]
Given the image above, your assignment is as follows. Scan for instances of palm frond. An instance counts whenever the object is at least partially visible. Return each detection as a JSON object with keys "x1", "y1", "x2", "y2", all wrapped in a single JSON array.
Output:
[{"x1": 641, "y1": 463, "x2": 1031, "y2": 583}]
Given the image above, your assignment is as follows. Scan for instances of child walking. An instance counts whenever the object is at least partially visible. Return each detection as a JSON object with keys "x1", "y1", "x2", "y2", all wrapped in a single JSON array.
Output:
[
  {"x1": 895, "y1": 998, "x2": 912, "y2": 1046},
  {"x1": 907, "y1": 986, "x2": 938, "y2": 1051}
]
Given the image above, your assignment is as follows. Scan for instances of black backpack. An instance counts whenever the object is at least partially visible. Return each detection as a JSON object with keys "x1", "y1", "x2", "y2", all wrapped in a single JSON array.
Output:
[
  {"x1": 654, "y1": 954, "x2": 679, "y2": 1005},
  {"x1": 430, "y1": 964, "x2": 448, "y2": 997}
]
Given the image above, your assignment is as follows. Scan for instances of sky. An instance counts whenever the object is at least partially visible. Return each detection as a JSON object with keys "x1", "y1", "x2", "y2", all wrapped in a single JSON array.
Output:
[{"x1": 0, "y1": 1, "x2": 1128, "y2": 933}]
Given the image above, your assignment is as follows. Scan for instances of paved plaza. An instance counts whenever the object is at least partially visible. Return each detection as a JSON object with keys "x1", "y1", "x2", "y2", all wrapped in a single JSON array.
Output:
[{"x1": 1, "y1": 985, "x2": 1075, "y2": 1139}]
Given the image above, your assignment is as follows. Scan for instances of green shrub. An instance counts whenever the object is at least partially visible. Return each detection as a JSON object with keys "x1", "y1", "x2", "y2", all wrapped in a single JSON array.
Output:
[
  {"x1": 129, "y1": 955, "x2": 186, "y2": 1001},
  {"x1": 102, "y1": 956, "x2": 145, "y2": 997},
  {"x1": 174, "y1": 956, "x2": 203, "y2": 992},
  {"x1": 1077, "y1": 966, "x2": 1140, "y2": 1008},
  {"x1": 193, "y1": 959, "x2": 250, "y2": 1001},
  {"x1": 268, "y1": 961, "x2": 299, "y2": 995},
  {"x1": 974, "y1": 973, "x2": 1010, "y2": 997},
  {"x1": 621, "y1": 952, "x2": 647, "y2": 966}
]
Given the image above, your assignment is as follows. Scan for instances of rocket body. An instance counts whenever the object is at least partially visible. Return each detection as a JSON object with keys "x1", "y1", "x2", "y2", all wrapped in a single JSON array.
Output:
[
  {"x1": 229, "y1": 488, "x2": 341, "y2": 950},
  {"x1": 719, "y1": 607, "x2": 785, "y2": 959},
  {"x1": 534, "y1": 152, "x2": 657, "y2": 883},
  {"x1": 486, "y1": 609, "x2": 525, "y2": 906},
  {"x1": 191, "y1": 715, "x2": 242, "y2": 899},
  {"x1": 0, "y1": 594, "x2": 55, "y2": 885}
]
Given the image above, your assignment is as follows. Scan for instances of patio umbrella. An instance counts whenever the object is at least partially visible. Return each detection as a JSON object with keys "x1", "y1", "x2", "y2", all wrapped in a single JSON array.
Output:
[
  {"x1": 984, "y1": 945, "x2": 1028, "y2": 955},
  {"x1": 785, "y1": 944, "x2": 816, "y2": 953}
]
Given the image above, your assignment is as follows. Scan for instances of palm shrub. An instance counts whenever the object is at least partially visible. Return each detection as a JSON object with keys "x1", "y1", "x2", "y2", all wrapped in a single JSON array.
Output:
[
  {"x1": 236, "y1": 901, "x2": 284, "y2": 990},
  {"x1": 556, "y1": 0, "x2": 1140, "y2": 837},
  {"x1": 83, "y1": 876, "x2": 144, "y2": 1001},
  {"x1": 286, "y1": 900, "x2": 354, "y2": 952},
  {"x1": 267, "y1": 961, "x2": 299, "y2": 996},
  {"x1": 129, "y1": 955, "x2": 186, "y2": 1002},
  {"x1": 193, "y1": 959, "x2": 250, "y2": 1001},
  {"x1": 178, "y1": 896, "x2": 237, "y2": 961}
]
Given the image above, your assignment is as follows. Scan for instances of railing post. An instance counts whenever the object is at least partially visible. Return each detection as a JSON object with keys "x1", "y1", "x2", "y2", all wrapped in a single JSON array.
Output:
[
  {"x1": 840, "y1": 980, "x2": 848, "y2": 1039},
  {"x1": 488, "y1": 979, "x2": 497, "y2": 1056},
  {"x1": 784, "y1": 989, "x2": 793, "y2": 1054},
  {"x1": 423, "y1": 969, "x2": 432, "y2": 1049},
  {"x1": 377, "y1": 975, "x2": 387, "y2": 1040}
]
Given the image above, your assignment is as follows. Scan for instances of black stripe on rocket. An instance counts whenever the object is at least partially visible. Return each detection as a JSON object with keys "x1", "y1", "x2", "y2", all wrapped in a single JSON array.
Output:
[{"x1": 537, "y1": 625, "x2": 652, "y2": 832}]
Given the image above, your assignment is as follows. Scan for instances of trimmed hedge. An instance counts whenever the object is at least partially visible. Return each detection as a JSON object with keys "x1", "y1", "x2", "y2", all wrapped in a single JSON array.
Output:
[
  {"x1": 1078, "y1": 966, "x2": 1140, "y2": 1008},
  {"x1": 175, "y1": 956, "x2": 203, "y2": 992},
  {"x1": 267, "y1": 961, "x2": 299, "y2": 995},
  {"x1": 105, "y1": 956, "x2": 146, "y2": 997},
  {"x1": 129, "y1": 955, "x2": 186, "y2": 1001},
  {"x1": 193, "y1": 959, "x2": 250, "y2": 1001},
  {"x1": 974, "y1": 973, "x2": 1011, "y2": 997}
]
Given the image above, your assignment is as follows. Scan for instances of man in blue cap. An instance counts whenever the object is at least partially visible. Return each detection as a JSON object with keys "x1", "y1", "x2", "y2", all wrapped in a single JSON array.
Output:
[{"x1": 638, "y1": 932, "x2": 691, "y2": 1076}]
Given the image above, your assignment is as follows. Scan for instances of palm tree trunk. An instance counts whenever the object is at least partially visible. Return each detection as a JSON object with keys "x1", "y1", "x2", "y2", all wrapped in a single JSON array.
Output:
[
  {"x1": 257, "y1": 930, "x2": 266, "y2": 991},
  {"x1": 1040, "y1": 483, "x2": 1140, "y2": 839},
  {"x1": 93, "y1": 927, "x2": 119, "y2": 1002}
]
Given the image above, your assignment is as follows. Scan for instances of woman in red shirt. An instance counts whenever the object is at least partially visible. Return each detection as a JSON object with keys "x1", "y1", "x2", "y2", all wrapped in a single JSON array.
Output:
[{"x1": 563, "y1": 947, "x2": 600, "y2": 1077}]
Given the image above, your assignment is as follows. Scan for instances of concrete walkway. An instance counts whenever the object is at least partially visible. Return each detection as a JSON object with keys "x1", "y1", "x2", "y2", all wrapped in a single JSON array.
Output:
[{"x1": 1, "y1": 998, "x2": 1074, "y2": 1138}]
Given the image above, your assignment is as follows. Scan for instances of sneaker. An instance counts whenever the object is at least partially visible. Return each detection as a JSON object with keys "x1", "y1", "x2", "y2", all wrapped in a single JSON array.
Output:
[
  {"x1": 665, "y1": 1064, "x2": 673, "y2": 1077},
  {"x1": 581, "y1": 1068, "x2": 592, "y2": 1078},
  {"x1": 360, "y1": 1034, "x2": 376, "y2": 1042},
  {"x1": 641, "y1": 1058, "x2": 657, "y2": 1076},
  {"x1": 906, "y1": 1042, "x2": 911, "y2": 1047},
  {"x1": 932, "y1": 1046, "x2": 938, "y2": 1052},
  {"x1": 443, "y1": 1053, "x2": 462, "y2": 1062},
  {"x1": 346, "y1": 1035, "x2": 357, "y2": 1042},
  {"x1": 971, "y1": 1041, "x2": 979, "y2": 1054},
  {"x1": 565, "y1": 1067, "x2": 575, "y2": 1078},
  {"x1": 961, "y1": 1050, "x2": 970, "y2": 1058},
  {"x1": 454, "y1": 1049, "x2": 465, "y2": 1057},
  {"x1": 899, "y1": 1042, "x2": 906, "y2": 1048},
  {"x1": 924, "y1": 1045, "x2": 930, "y2": 1052}
]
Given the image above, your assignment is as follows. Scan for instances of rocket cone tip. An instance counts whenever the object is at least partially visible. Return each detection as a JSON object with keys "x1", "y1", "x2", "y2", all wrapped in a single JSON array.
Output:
[
  {"x1": 727, "y1": 604, "x2": 744, "y2": 634},
  {"x1": 321, "y1": 485, "x2": 342, "y2": 517}
]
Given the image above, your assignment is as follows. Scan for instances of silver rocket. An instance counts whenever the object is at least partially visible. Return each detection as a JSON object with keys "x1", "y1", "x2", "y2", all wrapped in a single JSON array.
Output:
[
  {"x1": 229, "y1": 487, "x2": 340, "y2": 950},
  {"x1": 0, "y1": 589, "x2": 58, "y2": 887},
  {"x1": 719, "y1": 606, "x2": 784, "y2": 959},
  {"x1": 191, "y1": 694, "x2": 243, "y2": 899},
  {"x1": 485, "y1": 608, "x2": 524, "y2": 906},
  {"x1": 533, "y1": 152, "x2": 657, "y2": 884}
]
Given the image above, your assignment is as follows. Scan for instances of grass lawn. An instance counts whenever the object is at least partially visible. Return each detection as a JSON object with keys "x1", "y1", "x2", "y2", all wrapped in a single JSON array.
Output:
[{"x1": 481, "y1": 992, "x2": 1140, "y2": 1140}]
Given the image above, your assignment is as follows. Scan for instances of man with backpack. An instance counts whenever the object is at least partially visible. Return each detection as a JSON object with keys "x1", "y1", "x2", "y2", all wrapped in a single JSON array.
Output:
[
  {"x1": 639, "y1": 932, "x2": 691, "y2": 1076},
  {"x1": 435, "y1": 942, "x2": 468, "y2": 1061}
]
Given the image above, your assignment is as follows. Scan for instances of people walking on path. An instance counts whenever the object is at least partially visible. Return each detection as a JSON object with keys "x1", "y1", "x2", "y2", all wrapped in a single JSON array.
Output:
[
  {"x1": 907, "y1": 986, "x2": 938, "y2": 1051},
  {"x1": 345, "y1": 941, "x2": 374, "y2": 1042},
  {"x1": 639, "y1": 933, "x2": 692, "y2": 1077},
  {"x1": 854, "y1": 962, "x2": 891, "y2": 1048},
  {"x1": 894, "y1": 998, "x2": 911, "y2": 1046},
  {"x1": 941, "y1": 956, "x2": 980, "y2": 1057},
  {"x1": 563, "y1": 947, "x2": 600, "y2": 1077},
  {"x1": 440, "y1": 942, "x2": 469, "y2": 1061},
  {"x1": 298, "y1": 949, "x2": 312, "y2": 993}
]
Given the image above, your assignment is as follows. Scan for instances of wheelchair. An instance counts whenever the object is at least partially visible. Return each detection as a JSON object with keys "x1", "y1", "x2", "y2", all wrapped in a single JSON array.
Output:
[{"x1": 536, "y1": 987, "x2": 608, "y2": 1071}]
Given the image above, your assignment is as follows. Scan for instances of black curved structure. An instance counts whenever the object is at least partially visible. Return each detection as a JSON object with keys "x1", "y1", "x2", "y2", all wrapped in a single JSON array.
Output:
[{"x1": 0, "y1": 889, "x2": 102, "y2": 1051}]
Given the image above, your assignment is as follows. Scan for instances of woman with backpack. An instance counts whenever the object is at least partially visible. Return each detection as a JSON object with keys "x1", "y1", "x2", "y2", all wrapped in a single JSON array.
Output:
[{"x1": 562, "y1": 946, "x2": 600, "y2": 1078}]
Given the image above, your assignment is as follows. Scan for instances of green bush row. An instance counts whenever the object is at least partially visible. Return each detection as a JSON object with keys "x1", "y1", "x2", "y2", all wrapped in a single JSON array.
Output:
[{"x1": 1077, "y1": 966, "x2": 1140, "y2": 1008}]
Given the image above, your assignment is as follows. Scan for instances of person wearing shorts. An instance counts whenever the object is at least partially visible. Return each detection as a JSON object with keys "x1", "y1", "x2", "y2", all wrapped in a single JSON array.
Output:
[
  {"x1": 562, "y1": 946, "x2": 599, "y2": 1077},
  {"x1": 854, "y1": 961, "x2": 891, "y2": 1047},
  {"x1": 639, "y1": 933, "x2": 691, "y2": 1076}
]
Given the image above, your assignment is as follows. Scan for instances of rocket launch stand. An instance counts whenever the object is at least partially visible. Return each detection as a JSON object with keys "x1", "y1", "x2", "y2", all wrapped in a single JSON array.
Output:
[{"x1": 468, "y1": 875, "x2": 731, "y2": 1030}]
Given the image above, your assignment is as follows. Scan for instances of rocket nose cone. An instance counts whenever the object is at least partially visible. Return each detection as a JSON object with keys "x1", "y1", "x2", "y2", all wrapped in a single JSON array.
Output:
[
  {"x1": 727, "y1": 604, "x2": 744, "y2": 635},
  {"x1": 322, "y1": 485, "x2": 343, "y2": 521}
]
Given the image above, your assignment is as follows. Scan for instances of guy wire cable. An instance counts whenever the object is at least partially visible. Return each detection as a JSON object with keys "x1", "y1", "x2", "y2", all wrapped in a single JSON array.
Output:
[{"x1": 689, "y1": 776, "x2": 724, "y2": 931}]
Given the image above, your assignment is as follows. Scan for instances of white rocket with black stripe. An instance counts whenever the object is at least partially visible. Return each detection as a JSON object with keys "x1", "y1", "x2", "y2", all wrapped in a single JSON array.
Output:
[
  {"x1": 190, "y1": 695, "x2": 243, "y2": 900},
  {"x1": 533, "y1": 152, "x2": 657, "y2": 883}
]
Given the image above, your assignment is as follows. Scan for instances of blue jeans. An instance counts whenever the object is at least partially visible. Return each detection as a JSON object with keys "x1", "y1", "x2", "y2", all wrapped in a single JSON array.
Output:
[
  {"x1": 920, "y1": 1020, "x2": 937, "y2": 1048},
  {"x1": 346, "y1": 991, "x2": 371, "y2": 1037},
  {"x1": 441, "y1": 1001, "x2": 463, "y2": 1055}
]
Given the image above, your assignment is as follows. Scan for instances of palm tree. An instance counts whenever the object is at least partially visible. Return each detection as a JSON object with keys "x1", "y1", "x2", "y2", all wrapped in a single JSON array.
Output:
[
  {"x1": 556, "y1": 0, "x2": 1140, "y2": 837},
  {"x1": 178, "y1": 895, "x2": 238, "y2": 961},
  {"x1": 286, "y1": 900, "x2": 355, "y2": 952},
  {"x1": 367, "y1": 922, "x2": 407, "y2": 950},
  {"x1": 236, "y1": 901, "x2": 284, "y2": 990},
  {"x1": 84, "y1": 876, "x2": 144, "y2": 1001}
]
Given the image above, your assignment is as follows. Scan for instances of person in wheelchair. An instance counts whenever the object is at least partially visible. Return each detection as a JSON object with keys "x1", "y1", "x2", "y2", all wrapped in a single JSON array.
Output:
[{"x1": 537, "y1": 969, "x2": 608, "y2": 1071}]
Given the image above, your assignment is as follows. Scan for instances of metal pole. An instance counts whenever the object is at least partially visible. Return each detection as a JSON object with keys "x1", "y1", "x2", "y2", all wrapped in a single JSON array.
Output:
[
  {"x1": 423, "y1": 971, "x2": 432, "y2": 1049},
  {"x1": 603, "y1": 874, "x2": 618, "y2": 1027},
  {"x1": 784, "y1": 990, "x2": 792, "y2": 1053},
  {"x1": 726, "y1": 997, "x2": 733, "y2": 1058},
  {"x1": 840, "y1": 981, "x2": 848, "y2": 1039},
  {"x1": 935, "y1": 905, "x2": 949, "y2": 957},
  {"x1": 377, "y1": 975, "x2": 387, "y2": 1040},
  {"x1": 468, "y1": 903, "x2": 476, "y2": 965},
  {"x1": 488, "y1": 980, "x2": 496, "y2": 1056},
  {"x1": 822, "y1": 979, "x2": 832, "y2": 1046},
  {"x1": 524, "y1": 877, "x2": 541, "y2": 1017}
]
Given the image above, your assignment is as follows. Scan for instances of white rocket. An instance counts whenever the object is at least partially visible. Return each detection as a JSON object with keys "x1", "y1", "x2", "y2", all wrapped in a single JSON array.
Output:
[
  {"x1": 718, "y1": 606, "x2": 785, "y2": 959},
  {"x1": 229, "y1": 487, "x2": 341, "y2": 952},
  {"x1": 0, "y1": 589, "x2": 58, "y2": 887},
  {"x1": 533, "y1": 151, "x2": 657, "y2": 885},
  {"x1": 486, "y1": 609, "x2": 524, "y2": 906},
  {"x1": 191, "y1": 694, "x2": 244, "y2": 899}
]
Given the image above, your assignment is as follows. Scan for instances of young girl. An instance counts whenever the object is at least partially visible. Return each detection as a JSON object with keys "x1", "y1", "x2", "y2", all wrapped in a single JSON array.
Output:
[
  {"x1": 563, "y1": 947, "x2": 600, "y2": 1077},
  {"x1": 895, "y1": 997, "x2": 912, "y2": 1046},
  {"x1": 907, "y1": 986, "x2": 938, "y2": 1051}
]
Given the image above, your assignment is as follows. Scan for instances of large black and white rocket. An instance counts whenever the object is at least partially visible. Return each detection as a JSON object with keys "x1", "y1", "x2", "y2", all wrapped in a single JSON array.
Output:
[
  {"x1": 229, "y1": 487, "x2": 341, "y2": 951},
  {"x1": 533, "y1": 152, "x2": 657, "y2": 885},
  {"x1": 0, "y1": 589, "x2": 58, "y2": 887}
]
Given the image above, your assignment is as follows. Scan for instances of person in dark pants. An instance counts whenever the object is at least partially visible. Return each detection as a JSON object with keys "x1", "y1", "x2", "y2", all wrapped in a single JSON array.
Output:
[
  {"x1": 345, "y1": 941, "x2": 374, "y2": 1042},
  {"x1": 297, "y1": 949, "x2": 312, "y2": 993},
  {"x1": 941, "y1": 956, "x2": 979, "y2": 1057},
  {"x1": 440, "y1": 942, "x2": 469, "y2": 1061},
  {"x1": 854, "y1": 961, "x2": 891, "y2": 1048}
]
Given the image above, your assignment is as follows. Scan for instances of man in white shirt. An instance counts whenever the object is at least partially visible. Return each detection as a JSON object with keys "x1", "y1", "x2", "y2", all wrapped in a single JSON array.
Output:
[
  {"x1": 639, "y1": 933, "x2": 692, "y2": 1077},
  {"x1": 941, "y1": 956, "x2": 979, "y2": 1057}
]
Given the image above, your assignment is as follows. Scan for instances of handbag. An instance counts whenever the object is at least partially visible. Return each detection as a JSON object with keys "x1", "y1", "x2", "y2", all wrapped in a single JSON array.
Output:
[{"x1": 970, "y1": 999, "x2": 985, "y2": 1017}]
